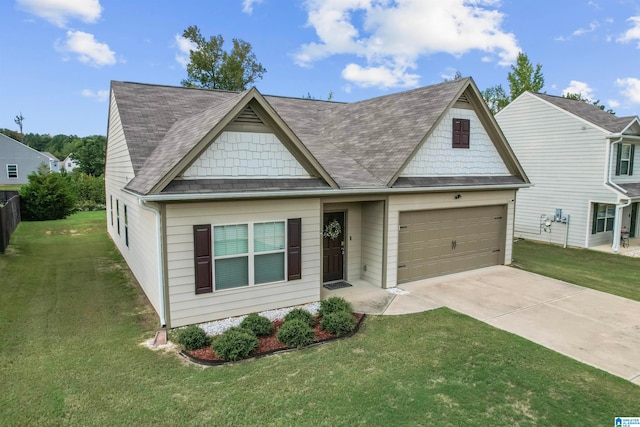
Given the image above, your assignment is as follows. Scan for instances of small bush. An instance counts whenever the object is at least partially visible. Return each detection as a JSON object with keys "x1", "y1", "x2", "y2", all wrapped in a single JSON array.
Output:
[
  {"x1": 212, "y1": 327, "x2": 259, "y2": 361},
  {"x1": 277, "y1": 319, "x2": 315, "y2": 348},
  {"x1": 284, "y1": 308, "x2": 315, "y2": 327},
  {"x1": 240, "y1": 313, "x2": 274, "y2": 337},
  {"x1": 19, "y1": 168, "x2": 76, "y2": 221},
  {"x1": 321, "y1": 311, "x2": 356, "y2": 336},
  {"x1": 175, "y1": 325, "x2": 211, "y2": 350},
  {"x1": 318, "y1": 296, "x2": 353, "y2": 317}
]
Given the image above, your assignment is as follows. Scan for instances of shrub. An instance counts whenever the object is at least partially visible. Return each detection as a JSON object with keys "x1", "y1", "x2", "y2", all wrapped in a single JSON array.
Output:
[
  {"x1": 318, "y1": 296, "x2": 353, "y2": 317},
  {"x1": 19, "y1": 168, "x2": 76, "y2": 220},
  {"x1": 212, "y1": 327, "x2": 259, "y2": 361},
  {"x1": 321, "y1": 311, "x2": 356, "y2": 336},
  {"x1": 67, "y1": 171, "x2": 105, "y2": 210},
  {"x1": 284, "y1": 308, "x2": 315, "y2": 327},
  {"x1": 175, "y1": 325, "x2": 211, "y2": 350},
  {"x1": 277, "y1": 319, "x2": 315, "y2": 348},
  {"x1": 240, "y1": 313, "x2": 273, "y2": 337}
]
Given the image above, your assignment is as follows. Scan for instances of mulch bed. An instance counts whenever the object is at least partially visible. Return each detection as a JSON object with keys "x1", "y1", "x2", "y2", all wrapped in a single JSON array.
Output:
[{"x1": 182, "y1": 313, "x2": 365, "y2": 366}]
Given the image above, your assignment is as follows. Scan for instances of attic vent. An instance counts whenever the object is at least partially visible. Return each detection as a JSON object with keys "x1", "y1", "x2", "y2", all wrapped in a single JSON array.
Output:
[
  {"x1": 457, "y1": 93, "x2": 470, "y2": 104},
  {"x1": 234, "y1": 105, "x2": 263, "y2": 124}
]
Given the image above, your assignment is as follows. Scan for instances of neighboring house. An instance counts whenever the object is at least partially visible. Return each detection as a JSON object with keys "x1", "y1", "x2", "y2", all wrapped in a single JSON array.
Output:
[
  {"x1": 62, "y1": 154, "x2": 79, "y2": 172},
  {"x1": 0, "y1": 133, "x2": 55, "y2": 184},
  {"x1": 41, "y1": 152, "x2": 60, "y2": 173},
  {"x1": 105, "y1": 78, "x2": 529, "y2": 328},
  {"x1": 496, "y1": 92, "x2": 640, "y2": 252}
]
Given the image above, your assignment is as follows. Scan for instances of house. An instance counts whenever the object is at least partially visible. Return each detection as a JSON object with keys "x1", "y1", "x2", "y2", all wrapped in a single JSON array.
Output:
[
  {"x1": 496, "y1": 92, "x2": 640, "y2": 252},
  {"x1": 41, "y1": 152, "x2": 60, "y2": 173},
  {"x1": 62, "y1": 154, "x2": 79, "y2": 172},
  {"x1": 0, "y1": 133, "x2": 57, "y2": 184},
  {"x1": 105, "y1": 78, "x2": 529, "y2": 328}
]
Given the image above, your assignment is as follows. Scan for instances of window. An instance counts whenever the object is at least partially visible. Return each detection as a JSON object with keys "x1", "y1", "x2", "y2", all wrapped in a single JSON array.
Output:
[
  {"x1": 7, "y1": 164, "x2": 18, "y2": 179},
  {"x1": 116, "y1": 200, "x2": 120, "y2": 235},
  {"x1": 194, "y1": 219, "x2": 301, "y2": 294},
  {"x1": 110, "y1": 195, "x2": 114, "y2": 226},
  {"x1": 452, "y1": 118, "x2": 470, "y2": 149},
  {"x1": 592, "y1": 203, "x2": 615, "y2": 234},
  {"x1": 124, "y1": 205, "x2": 129, "y2": 247},
  {"x1": 616, "y1": 144, "x2": 635, "y2": 176}
]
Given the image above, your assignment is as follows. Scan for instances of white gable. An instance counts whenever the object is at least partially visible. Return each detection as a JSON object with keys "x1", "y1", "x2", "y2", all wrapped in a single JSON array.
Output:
[
  {"x1": 181, "y1": 131, "x2": 311, "y2": 179},
  {"x1": 401, "y1": 108, "x2": 510, "y2": 177}
]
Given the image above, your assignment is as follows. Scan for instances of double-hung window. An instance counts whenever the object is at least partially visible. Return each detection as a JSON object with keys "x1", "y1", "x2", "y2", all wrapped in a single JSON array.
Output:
[
  {"x1": 213, "y1": 221, "x2": 286, "y2": 290},
  {"x1": 616, "y1": 144, "x2": 635, "y2": 176},
  {"x1": 7, "y1": 164, "x2": 18, "y2": 179},
  {"x1": 592, "y1": 203, "x2": 615, "y2": 234}
]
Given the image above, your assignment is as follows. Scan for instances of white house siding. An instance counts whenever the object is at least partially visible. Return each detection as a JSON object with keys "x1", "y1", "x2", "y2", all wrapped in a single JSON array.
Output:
[
  {"x1": 610, "y1": 142, "x2": 640, "y2": 185},
  {"x1": 401, "y1": 107, "x2": 510, "y2": 177},
  {"x1": 105, "y1": 93, "x2": 161, "y2": 316},
  {"x1": 385, "y1": 190, "x2": 516, "y2": 287},
  {"x1": 181, "y1": 131, "x2": 311, "y2": 178},
  {"x1": 165, "y1": 198, "x2": 321, "y2": 327},
  {"x1": 496, "y1": 93, "x2": 618, "y2": 248},
  {"x1": 361, "y1": 201, "x2": 385, "y2": 287}
]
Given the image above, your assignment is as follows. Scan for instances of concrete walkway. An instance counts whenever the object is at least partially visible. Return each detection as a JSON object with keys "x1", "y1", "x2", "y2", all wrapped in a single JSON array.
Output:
[{"x1": 325, "y1": 266, "x2": 640, "y2": 384}]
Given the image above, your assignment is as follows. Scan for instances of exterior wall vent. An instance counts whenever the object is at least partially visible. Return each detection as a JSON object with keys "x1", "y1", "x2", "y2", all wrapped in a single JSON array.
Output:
[
  {"x1": 234, "y1": 105, "x2": 263, "y2": 124},
  {"x1": 457, "y1": 93, "x2": 470, "y2": 104}
]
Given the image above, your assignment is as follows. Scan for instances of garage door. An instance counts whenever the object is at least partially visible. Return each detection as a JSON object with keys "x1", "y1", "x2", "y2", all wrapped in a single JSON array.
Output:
[{"x1": 397, "y1": 205, "x2": 506, "y2": 283}]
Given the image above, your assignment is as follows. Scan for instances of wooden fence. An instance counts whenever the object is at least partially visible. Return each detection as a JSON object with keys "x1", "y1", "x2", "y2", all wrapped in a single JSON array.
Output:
[{"x1": 0, "y1": 191, "x2": 20, "y2": 253}]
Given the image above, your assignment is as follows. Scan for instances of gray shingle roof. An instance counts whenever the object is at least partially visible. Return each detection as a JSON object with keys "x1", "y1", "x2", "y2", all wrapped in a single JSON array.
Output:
[
  {"x1": 111, "y1": 78, "x2": 518, "y2": 195},
  {"x1": 530, "y1": 93, "x2": 637, "y2": 133}
]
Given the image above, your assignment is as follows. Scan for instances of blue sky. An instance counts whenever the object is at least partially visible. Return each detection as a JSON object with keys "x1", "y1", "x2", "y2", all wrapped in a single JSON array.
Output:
[{"x1": 2, "y1": 0, "x2": 640, "y2": 137}]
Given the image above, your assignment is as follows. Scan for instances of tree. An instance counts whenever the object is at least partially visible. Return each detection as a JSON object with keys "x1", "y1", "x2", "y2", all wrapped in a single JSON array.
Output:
[
  {"x1": 14, "y1": 112, "x2": 25, "y2": 142},
  {"x1": 443, "y1": 70, "x2": 463, "y2": 82},
  {"x1": 482, "y1": 51, "x2": 544, "y2": 114},
  {"x1": 19, "y1": 167, "x2": 76, "y2": 221},
  {"x1": 563, "y1": 92, "x2": 615, "y2": 115},
  {"x1": 70, "y1": 135, "x2": 106, "y2": 176},
  {"x1": 180, "y1": 25, "x2": 266, "y2": 91}
]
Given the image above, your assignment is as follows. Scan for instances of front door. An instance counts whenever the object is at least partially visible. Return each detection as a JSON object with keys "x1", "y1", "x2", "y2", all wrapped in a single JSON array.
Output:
[{"x1": 323, "y1": 211, "x2": 345, "y2": 282}]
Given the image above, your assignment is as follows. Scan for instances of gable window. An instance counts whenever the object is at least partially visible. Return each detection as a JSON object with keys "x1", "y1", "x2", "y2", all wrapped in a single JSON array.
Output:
[
  {"x1": 7, "y1": 164, "x2": 18, "y2": 179},
  {"x1": 452, "y1": 118, "x2": 470, "y2": 149},
  {"x1": 615, "y1": 144, "x2": 635, "y2": 176},
  {"x1": 591, "y1": 203, "x2": 615, "y2": 234},
  {"x1": 194, "y1": 219, "x2": 301, "y2": 293}
]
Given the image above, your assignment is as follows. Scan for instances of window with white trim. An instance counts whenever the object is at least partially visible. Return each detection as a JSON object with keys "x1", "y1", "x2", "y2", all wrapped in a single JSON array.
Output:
[
  {"x1": 592, "y1": 203, "x2": 615, "y2": 234},
  {"x1": 7, "y1": 164, "x2": 18, "y2": 179},
  {"x1": 213, "y1": 221, "x2": 285, "y2": 290},
  {"x1": 616, "y1": 144, "x2": 635, "y2": 176}
]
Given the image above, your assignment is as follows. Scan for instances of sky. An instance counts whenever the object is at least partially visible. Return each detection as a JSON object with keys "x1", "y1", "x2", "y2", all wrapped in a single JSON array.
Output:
[{"x1": 1, "y1": 0, "x2": 640, "y2": 137}]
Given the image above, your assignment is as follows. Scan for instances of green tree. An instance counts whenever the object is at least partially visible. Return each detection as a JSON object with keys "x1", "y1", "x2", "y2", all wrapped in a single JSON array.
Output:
[
  {"x1": 563, "y1": 92, "x2": 615, "y2": 115},
  {"x1": 70, "y1": 135, "x2": 106, "y2": 176},
  {"x1": 482, "y1": 52, "x2": 544, "y2": 114},
  {"x1": 20, "y1": 168, "x2": 76, "y2": 221},
  {"x1": 180, "y1": 25, "x2": 266, "y2": 91}
]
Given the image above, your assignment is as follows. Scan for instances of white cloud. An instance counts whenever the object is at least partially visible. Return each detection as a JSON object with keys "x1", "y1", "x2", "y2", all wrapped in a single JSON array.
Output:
[
  {"x1": 17, "y1": 0, "x2": 102, "y2": 27},
  {"x1": 617, "y1": 16, "x2": 640, "y2": 47},
  {"x1": 174, "y1": 34, "x2": 196, "y2": 68},
  {"x1": 242, "y1": 0, "x2": 263, "y2": 14},
  {"x1": 572, "y1": 21, "x2": 600, "y2": 37},
  {"x1": 57, "y1": 30, "x2": 116, "y2": 67},
  {"x1": 295, "y1": 0, "x2": 519, "y2": 89},
  {"x1": 562, "y1": 80, "x2": 595, "y2": 100},
  {"x1": 81, "y1": 89, "x2": 108, "y2": 102},
  {"x1": 616, "y1": 77, "x2": 640, "y2": 104},
  {"x1": 608, "y1": 99, "x2": 620, "y2": 108}
]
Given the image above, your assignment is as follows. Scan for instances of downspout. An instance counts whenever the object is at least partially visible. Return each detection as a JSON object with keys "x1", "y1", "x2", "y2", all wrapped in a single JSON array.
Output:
[
  {"x1": 563, "y1": 214, "x2": 570, "y2": 249},
  {"x1": 139, "y1": 199, "x2": 166, "y2": 328}
]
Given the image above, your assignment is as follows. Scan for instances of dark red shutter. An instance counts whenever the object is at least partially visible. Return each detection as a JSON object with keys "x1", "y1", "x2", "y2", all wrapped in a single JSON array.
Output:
[
  {"x1": 193, "y1": 225, "x2": 213, "y2": 294},
  {"x1": 287, "y1": 218, "x2": 301, "y2": 280},
  {"x1": 452, "y1": 118, "x2": 470, "y2": 148}
]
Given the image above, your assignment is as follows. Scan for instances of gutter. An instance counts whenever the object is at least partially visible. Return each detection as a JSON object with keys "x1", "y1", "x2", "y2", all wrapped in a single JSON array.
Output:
[
  {"x1": 124, "y1": 182, "x2": 532, "y2": 203},
  {"x1": 138, "y1": 199, "x2": 167, "y2": 328}
]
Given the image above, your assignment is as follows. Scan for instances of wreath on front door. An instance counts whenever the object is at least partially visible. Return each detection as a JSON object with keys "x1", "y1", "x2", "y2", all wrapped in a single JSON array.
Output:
[{"x1": 323, "y1": 219, "x2": 342, "y2": 240}]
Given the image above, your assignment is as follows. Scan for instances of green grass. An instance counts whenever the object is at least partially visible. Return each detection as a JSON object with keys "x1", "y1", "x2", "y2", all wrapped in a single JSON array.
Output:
[
  {"x1": 0, "y1": 184, "x2": 22, "y2": 191},
  {"x1": 513, "y1": 239, "x2": 640, "y2": 302},
  {"x1": 1, "y1": 214, "x2": 638, "y2": 425}
]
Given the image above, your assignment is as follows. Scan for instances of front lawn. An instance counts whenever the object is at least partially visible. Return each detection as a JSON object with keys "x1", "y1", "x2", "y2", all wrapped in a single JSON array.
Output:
[
  {"x1": 512, "y1": 239, "x2": 640, "y2": 302},
  {"x1": 0, "y1": 213, "x2": 638, "y2": 425}
]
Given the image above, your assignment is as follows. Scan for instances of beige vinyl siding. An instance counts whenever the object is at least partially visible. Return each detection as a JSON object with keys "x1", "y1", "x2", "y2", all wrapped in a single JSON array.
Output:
[
  {"x1": 497, "y1": 93, "x2": 617, "y2": 248},
  {"x1": 361, "y1": 201, "x2": 385, "y2": 286},
  {"x1": 386, "y1": 190, "x2": 516, "y2": 287},
  {"x1": 165, "y1": 198, "x2": 321, "y2": 327},
  {"x1": 105, "y1": 92, "x2": 161, "y2": 316}
]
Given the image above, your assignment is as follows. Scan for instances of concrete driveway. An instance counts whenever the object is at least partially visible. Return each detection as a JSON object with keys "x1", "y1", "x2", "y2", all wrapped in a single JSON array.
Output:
[{"x1": 385, "y1": 266, "x2": 640, "y2": 384}]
